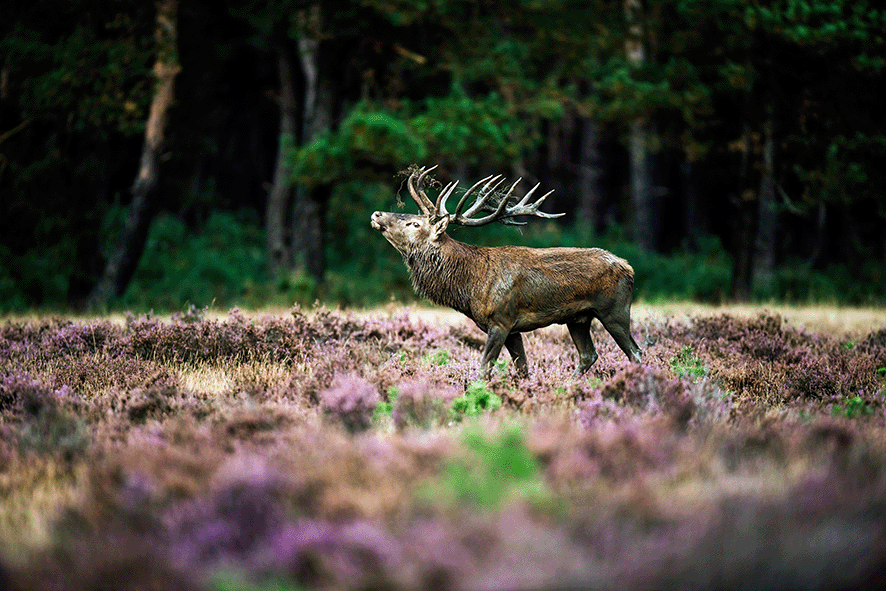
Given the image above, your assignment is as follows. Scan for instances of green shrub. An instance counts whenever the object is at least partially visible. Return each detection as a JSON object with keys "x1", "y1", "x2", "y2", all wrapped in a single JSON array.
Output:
[
  {"x1": 422, "y1": 349, "x2": 450, "y2": 366},
  {"x1": 122, "y1": 210, "x2": 267, "y2": 311},
  {"x1": 670, "y1": 345, "x2": 708, "y2": 380},
  {"x1": 435, "y1": 426, "x2": 552, "y2": 510},
  {"x1": 450, "y1": 381, "x2": 502, "y2": 419},
  {"x1": 831, "y1": 395, "x2": 876, "y2": 419}
]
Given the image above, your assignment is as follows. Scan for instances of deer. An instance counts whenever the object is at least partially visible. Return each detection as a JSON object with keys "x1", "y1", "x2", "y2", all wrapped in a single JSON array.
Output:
[{"x1": 370, "y1": 165, "x2": 642, "y2": 380}]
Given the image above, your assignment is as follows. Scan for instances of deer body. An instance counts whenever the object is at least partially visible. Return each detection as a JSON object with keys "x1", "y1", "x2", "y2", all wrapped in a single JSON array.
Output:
[{"x1": 371, "y1": 167, "x2": 642, "y2": 380}]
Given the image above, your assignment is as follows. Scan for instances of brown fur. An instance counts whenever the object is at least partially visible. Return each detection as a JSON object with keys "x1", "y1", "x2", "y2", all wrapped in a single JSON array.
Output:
[{"x1": 371, "y1": 210, "x2": 642, "y2": 379}]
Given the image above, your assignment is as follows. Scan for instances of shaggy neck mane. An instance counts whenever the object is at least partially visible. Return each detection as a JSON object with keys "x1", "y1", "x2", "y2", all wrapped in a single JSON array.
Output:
[{"x1": 404, "y1": 235, "x2": 479, "y2": 315}]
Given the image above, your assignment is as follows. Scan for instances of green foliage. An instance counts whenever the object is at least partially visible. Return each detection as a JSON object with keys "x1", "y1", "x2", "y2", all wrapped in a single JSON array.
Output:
[
  {"x1": 831, "y1": 395, "x2": 877, "y2": 420},
  {"x1": 3, "y1": 0, "x2": 886, "y2": 312},
  {"x1": 289, "y1": 87, "x2": 541, "y2": 189},
  {"x1": 437, "y1": 425, "x2": 551, "y2": 510},
  {"x1": 422, "y1": 349, "x2": 450, "y2": 366},
  {"x1": 450, "y1": 381, "x2": 502, "y2": 420},
  {"x1": 670, "y1": 345, "x2": 708, "y2": 380},
  {"x1": 122, "y1": 210, "x2": 271, "y2": 311},
  {"x1": 373, "y1": 386, "x2": 397, "y2": 425},
  {"x1": 3, "y1": 15, "x2": 153, "y2": 136},
  {"x1": 372, "y1": 400, "x2": 394, "y2": 425},
  {"x1": 210, "y1": 572, "x2": 306, "y2": 591}
]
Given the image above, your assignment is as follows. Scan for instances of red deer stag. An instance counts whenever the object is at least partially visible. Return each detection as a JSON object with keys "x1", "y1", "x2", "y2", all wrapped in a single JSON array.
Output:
[{"x1": 371, "y1": 165, "x2": 642, "y2": 380}]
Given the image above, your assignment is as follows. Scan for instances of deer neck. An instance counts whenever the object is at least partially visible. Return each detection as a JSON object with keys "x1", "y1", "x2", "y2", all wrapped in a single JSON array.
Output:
[{"x1": 405, "y1": 235, "x2": 479, "y2": 316}]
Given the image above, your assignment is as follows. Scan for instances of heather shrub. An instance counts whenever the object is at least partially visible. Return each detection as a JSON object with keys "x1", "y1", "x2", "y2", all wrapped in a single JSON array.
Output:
[
  {"x1": 281, "y1": 340, "x2": 368, "y2": 405},
  {"x1": 0, "y1": 318, "x2": 123, "y2": 362},
  {"x1": 392, "y1": 378, "x2": 457, "y2": 430},
  {"x1": 594, "y1": 365, "x2": 696, "y2": 426},
  {"x1": 121, "y1": 313, "x2": 263, "y2": 364},
  {"x1": 49, "y1": 354, "x2": 178, "y2": 401},
  {"x1": 319, "y1": 373, "x2": 380, "y2": 433},
  {"x1": 171, "y1": 303, "x2": 208, "y2": 324},
  {"x1": 255, "y1": 518, "x2": 403, "y2": 590},
  {"x1": 0, "y1": 372, "x2": 89, "y2": 458},
  {"x1": 167, "y1": 458, "x2": 290, "y2": 567},
  {"x1": 19, "y1": 396, "x2": 88, "y2": 460},
  {"x1": 0, "y1": 370, "x2": 47, "y2": 413},
  {"x1": 123, "y1": 374, "x2": 183, "y2": 424}
]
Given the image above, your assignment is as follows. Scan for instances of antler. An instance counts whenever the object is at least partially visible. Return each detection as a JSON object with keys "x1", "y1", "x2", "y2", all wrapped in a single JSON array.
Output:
[
  {"x1": 435, "y1": 173, "x2": 565, "y2": 227},
  {"x1": 406, "y1": 165, "x2": 438, "y2": 216},
  {"x1": 408, "y1": 165, "x2": 565, "y2": 226}
]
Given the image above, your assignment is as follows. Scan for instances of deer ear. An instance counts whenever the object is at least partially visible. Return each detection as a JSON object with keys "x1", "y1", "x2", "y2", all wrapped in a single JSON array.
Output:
[{"x1": 430, "y1": 215, "x2": 449, "y2": 241}]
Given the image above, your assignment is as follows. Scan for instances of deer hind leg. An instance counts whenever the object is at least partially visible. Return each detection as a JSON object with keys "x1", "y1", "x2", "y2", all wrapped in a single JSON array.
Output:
[
  {"x1": 599, "y1": 309, "x2": 642, "y2": 363},
  {"x1": 504, "y1": 332, "x2": 529, "y2": 379},
  {"x1": 567, "y1": 321, "x2": 599, "y2": 376}
]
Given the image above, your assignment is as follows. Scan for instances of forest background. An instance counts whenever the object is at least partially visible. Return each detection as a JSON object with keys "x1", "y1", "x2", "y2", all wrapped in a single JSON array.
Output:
[{"x1": 2, "y1": 0, "x2": 884, "y2": 313}]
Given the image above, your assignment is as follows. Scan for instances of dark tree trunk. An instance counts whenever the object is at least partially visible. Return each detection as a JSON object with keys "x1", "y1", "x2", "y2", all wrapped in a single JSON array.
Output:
[
  {"x1": 541, "y1": 114, "x2": 572, "y2": 216},
  {"x1": 732, "y1": 197, "x2": 757, "y2": 302},
  {"x1": 681, "y1": 162, "x2": 699, "y2": 252},
  {"x1": 293, "y1": 186, "x2": 329, "y2": 280},
  {"x1": 87, "y1": 0, "x2": 179, "y2": 308},
  {"x1": 624, "y1": 0, "x2": 656, "y2": 251},
  {"x1": 731, "y1": 104, "x2": 756, "y2": 302},
  {"x1": 753, "y1": 93, "x2": 777, "y2": 292},
  {"x1": 293, "y1": 15, "x2": 335, "y2": 282},
  {"x1": 809, "y1": 202, "x2": 827, "y2": 268},
  {"x1": 629, "y1": 120, "x2": 656, "y2": 250},
  {"x1": 578, "y1": 113, "x2": 605, "y2": 234},
  {"x1": 266, "y1": 37, "x2": 297, "y2": 280}
]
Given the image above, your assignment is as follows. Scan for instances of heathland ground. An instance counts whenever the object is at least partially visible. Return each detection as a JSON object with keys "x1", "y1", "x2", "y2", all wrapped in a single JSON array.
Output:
[{"x1": 1, "y1": 303, "x2": 885, "y2": 590}]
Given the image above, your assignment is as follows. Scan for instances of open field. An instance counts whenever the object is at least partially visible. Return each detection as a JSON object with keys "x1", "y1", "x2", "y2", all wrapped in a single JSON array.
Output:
[{"x1": 1, "y1": 304, "x2": 885, "y2": 590}]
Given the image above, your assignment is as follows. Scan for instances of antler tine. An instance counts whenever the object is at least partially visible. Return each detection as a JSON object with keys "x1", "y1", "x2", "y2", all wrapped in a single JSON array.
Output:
[
  {"x1": 455, "y1": 177, "x2": 520, "y2": 226},
  {"x1": 507, "y1": 185, "x2": 564, "y2": 219},
  {"x1": 460, "y1": 175, "x2": 507, "y2": 218},
  {"x1": 452, "y1": 174, "x2": 496, "y2": 216},
  {"x1": 514, "y1": 181, "x2": 540, "y2": 207},
  {"x1": 407, "y1": 165, "x2": 438, "y2": 214},
  {"x1": 415, "y1": 164, "x2": 437, "y2": 187},
  {"x1": 435, "y1": 181, "x2": 459, "y2": 218}
]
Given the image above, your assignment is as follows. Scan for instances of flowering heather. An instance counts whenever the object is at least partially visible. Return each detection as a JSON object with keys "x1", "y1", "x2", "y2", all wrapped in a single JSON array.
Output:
[
  {"x1": 392, "y1": 377, "x2": 457, "y2": 430},
  {"x1": 320, "y1": 373, "x2": 380, "y2": 433},
  {"x1": 1, "y1": 306, "x2": 885, "y2": 590}
]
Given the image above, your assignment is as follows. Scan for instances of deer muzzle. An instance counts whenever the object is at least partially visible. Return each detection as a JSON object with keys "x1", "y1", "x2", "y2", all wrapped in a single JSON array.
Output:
[{"x1": 370, "y1": 211, "x2": 386, "y2": 231}]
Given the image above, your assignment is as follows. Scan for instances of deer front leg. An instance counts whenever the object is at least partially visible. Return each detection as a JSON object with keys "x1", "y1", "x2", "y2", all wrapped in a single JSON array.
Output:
[
  {"x1": 504, "y1": 332, "x2": 529, "y2": 379},
  {"x1": 480, "y1": 326, "x2": 507, "y2": 381}
]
